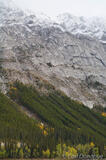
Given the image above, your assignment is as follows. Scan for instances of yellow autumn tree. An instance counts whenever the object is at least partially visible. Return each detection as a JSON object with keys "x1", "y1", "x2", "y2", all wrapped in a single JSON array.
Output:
[
  {"x1": 90, "y1": 142, "x2": 95, "y2": 148},
  {"x1": 68, "y1": 146, "x2": 78, "y2": 159},
  {"x1": 42, "y1": 149, "x2": 50, "y2": 158}
]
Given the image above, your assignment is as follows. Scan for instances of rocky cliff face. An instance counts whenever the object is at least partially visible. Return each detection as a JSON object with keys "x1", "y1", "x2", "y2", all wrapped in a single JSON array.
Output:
[
  {"x1": 56, "y1": 13, "x2": 106, "y2": 43},
  {"x1": 0, "y1": 0, "x2": 106, "y2": 108}
]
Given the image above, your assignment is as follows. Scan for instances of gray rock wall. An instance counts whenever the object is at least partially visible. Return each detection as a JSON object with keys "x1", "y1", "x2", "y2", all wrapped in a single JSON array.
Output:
[{"x1": 0, "y1": 7, "x2": 106, "y2": 108}]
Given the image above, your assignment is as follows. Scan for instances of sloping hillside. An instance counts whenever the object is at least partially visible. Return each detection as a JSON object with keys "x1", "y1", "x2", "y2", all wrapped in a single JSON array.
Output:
[
  {"x1": 0, "y1": 82, "x2": 106, "y2": 158},
  {"x1": 0, "y1": 91, "x2": 43, "y2": 143},
  {"x1": 9, "y1": 82, "x2": 106, "y2": 144}
]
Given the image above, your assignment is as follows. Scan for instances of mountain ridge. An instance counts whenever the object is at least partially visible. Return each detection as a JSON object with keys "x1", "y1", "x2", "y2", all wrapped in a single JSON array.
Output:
[
  {"x1": 0, "y1": 0, "x2": 106, "y2": 108},
  {"x1": 0, "y1": 1, "x2": 106, "y2": 158},
  {"x1": 1, "y1": 0, "x2": 106, "y2": 43},
  {"x1": 56, "y1": 13, "x2": 106, "y2": 43}
]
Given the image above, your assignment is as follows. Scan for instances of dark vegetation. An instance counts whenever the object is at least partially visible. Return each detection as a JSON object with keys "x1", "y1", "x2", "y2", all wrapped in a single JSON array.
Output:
[
  {"x1": 0, "y1": 82, "x2": 106, "y2": 158},
  {"x1": 92, "y1": 104, "x2": 106, "y2": 113},
  {"x1": 0, "y1": 91, "x2": 46, "y2": 145}
]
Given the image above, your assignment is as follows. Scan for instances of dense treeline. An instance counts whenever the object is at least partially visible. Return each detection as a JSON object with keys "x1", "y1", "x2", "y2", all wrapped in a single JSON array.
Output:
[
  {"x1": 0, "y1": 81, "x2": 106, "y2": 158},
  {"x1": 9, "y1": 83, "x2": 106, "y2": 153},
  {"x1": 0, "y1": 141, "x2": 104, "y2": 159}
]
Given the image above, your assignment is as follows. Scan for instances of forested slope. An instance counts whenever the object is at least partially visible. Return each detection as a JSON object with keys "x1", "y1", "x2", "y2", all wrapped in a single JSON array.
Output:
[
  {"x1": 9, "y1": 82, "x2": 106, "y2": 145},
  {"x1": 0, "y1": 82, "x2": 106, "y2": 158}
]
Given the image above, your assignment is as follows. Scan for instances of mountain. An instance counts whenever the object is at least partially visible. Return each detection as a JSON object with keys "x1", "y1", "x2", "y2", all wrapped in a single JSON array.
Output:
[
  {"x1": 0, "y1": 0, "x2": 106, "y2": 108},
  {"x1": 0, "y1": 0, "x2": 15, "y2": 8},
  {"x1": 0, "y1": 0, "x2": 106, "y2": 158},
  {"x1": 56, "y1": 13, "x2": 106, "y2": 44}
]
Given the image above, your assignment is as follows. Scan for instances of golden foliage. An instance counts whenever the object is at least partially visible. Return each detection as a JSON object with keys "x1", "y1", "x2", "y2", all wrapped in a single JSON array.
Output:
[
  {"x1": 101, "y1": 112, "x2": 106, "y2": 117},
  {"x1": 90, "y1": 142, "x2": 95, "y2": 148},
  {"x1": 10, "y1": 87, "x2": 17, "y2": 90},
  {"x1": 38, "y1": 123, "x2": 44, "y2": 130},
  {"x1": 38, "y1": 123, "x2": 48, "y2": 136},
  {"x1": 42, "y1": 149, "x2": 50, "y2": 158},
  {"x1": 43, "y1": 130, "x2": 48, "y2": 136}
]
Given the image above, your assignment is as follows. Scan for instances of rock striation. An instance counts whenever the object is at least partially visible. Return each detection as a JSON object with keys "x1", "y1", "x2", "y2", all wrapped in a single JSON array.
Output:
[{"x1": 0, "y1": 0, "x2": 106, "y2": 107}]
